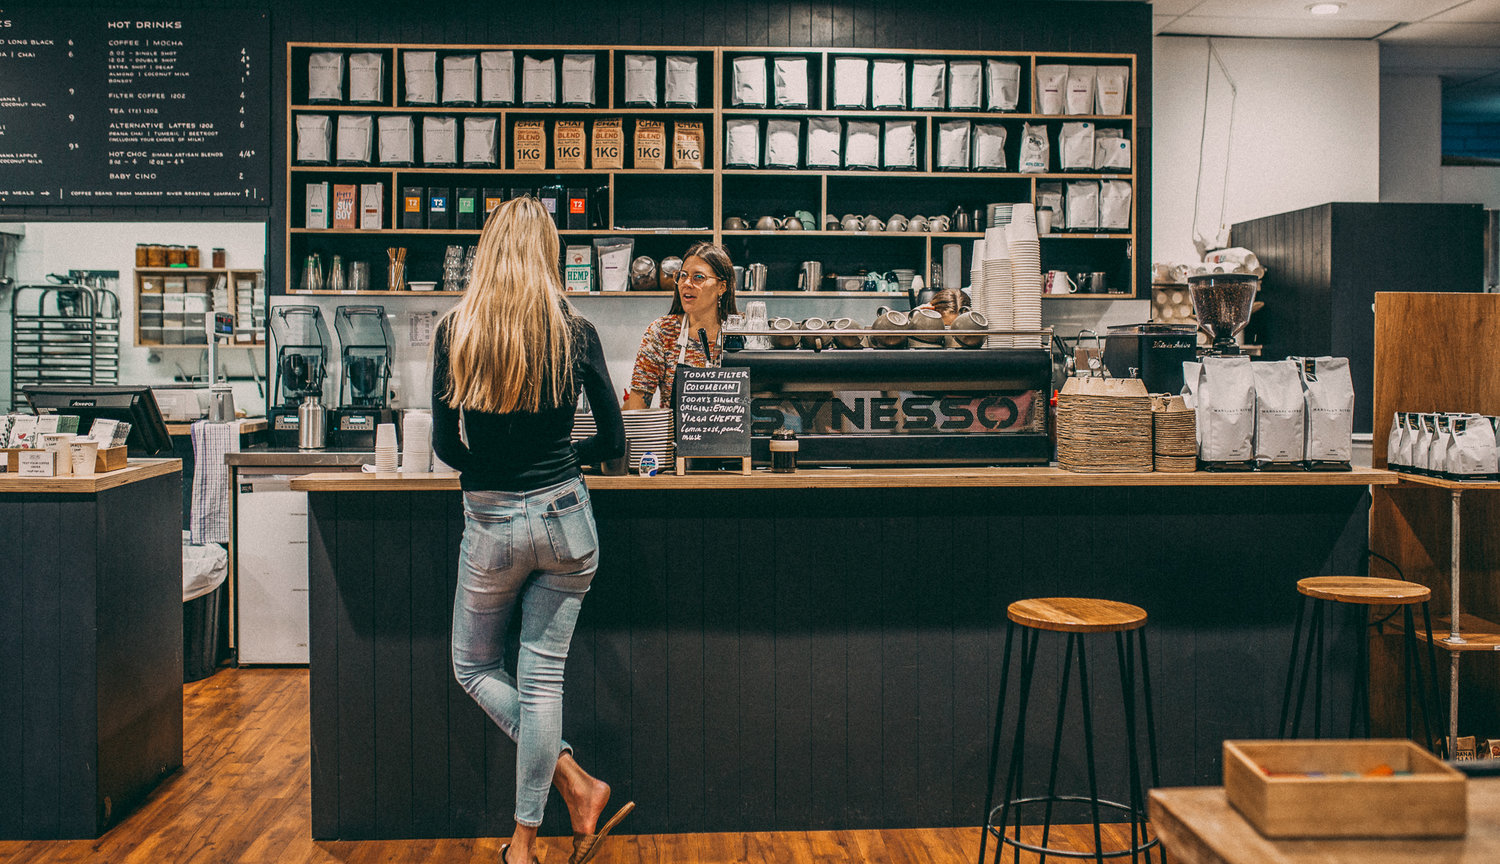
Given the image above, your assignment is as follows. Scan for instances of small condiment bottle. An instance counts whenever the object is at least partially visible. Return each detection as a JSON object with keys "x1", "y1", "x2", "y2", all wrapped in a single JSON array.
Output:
[{"x1": 770, "y1": 427, "x2": 798, "y2": 473}]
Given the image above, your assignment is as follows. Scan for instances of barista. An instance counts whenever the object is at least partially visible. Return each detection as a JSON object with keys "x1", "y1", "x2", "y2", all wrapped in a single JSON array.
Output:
[
  {"x1": 624, "y1": 242, "x2": 738, "y2": 410},
  {"x1": 918, "y1": 288, "x2": 966, "y2": 327}
]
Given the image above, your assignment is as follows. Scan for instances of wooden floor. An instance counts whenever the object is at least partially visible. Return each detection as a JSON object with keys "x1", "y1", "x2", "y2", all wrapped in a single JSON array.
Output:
[{"x1": 0, "y1": 668, "x2": 1147, "y2": 863}]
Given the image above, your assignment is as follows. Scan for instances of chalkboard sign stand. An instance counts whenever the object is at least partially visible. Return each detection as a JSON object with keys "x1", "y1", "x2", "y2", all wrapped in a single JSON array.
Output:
[{"x1": 674, "y1": 456, "x2": 752, "y2": 476}]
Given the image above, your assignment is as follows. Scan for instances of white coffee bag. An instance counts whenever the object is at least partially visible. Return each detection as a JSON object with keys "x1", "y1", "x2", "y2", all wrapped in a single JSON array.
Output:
[
  {"x1": 883, "y1": 120, "x2": 917, "y2": 170},
  {"x1": 725, "y1": 119, "x2": 760, "y2": 168},
  {"x1": 833, "y1": 57, "x2": 869, "y2": 109},
  {"x1": 806, "y1": 118, "x2": 841, "y2": 168},
  {"x1": 985, "y1": 60, "x2": 1020, "y2": 111},
  {"x1": 912, "y1": 59, "x2": 946, "y2": 109},
  {"x1": 1059, "y1": 122, "x2": 1094, "y2": 170},
  {"x1": 1252, "y1": 360, "x2": 1305, "y2": 467},
  {"x1": 295, "y1": 114, "x2": 332, "y2": 164},
  {"x1": 1019, "y1": 122, "x2": 1049, "y2": 174},
  {"x1": 872, "y1": 58, "x2": 907, "y2": 109},
  {"x1": 774, "y1": 56, "x2": 809, "y2": 108},
  {"x1": 1038, "y1": 183, "x2": 1064, "y2": 229},
  {"x1": 624, "y1": 54, "x2": 658, "y2": 106},
  {"x1": 1066, "y1": 181, "x2": 1099, "y2": 231},
  {"x1": 442, "y1": 55, "x2": 478, "y2": 105},
  {"x1": 335, "y1": 114, "x2": 373, "y2": 164},
  {"x1": 844, "y1": 121, "x2": 880, "y2": 169},
  {"x1": 765, "y1": 119, "x2": 800, "y2": 169},
  {"x1": 480, "y1": 51, "x2": 515, "y2": 105},
  {"x1": 521, "y1": 55, "x2": 556, "y2": 106},
  {"x1": 937, "y1": 120, "x2": 972, "y2": 170},
  {"x1": 1297, "y1": 356, "x2": 1354, "y2": 466},
  {"x1": 733, "y1": 55, "x2": 768, "y2": 107},
  {"x1": 949, "y1": 60, "x2": 982, "y2": 110},
  {"x1": 377, "y1": 115, "x2": 414, "y2": 164},
  {"x1": 1195, "y1": 356, "x2": 1255, "y2": 465},
  {"x1": 308, "y1": 52, "x2": 345, "y2": 102},
  {"x1": 422, "y1": 116, "x2": 458, "y2": 166},
  {"x1": 1449, "y1": 415, "x2": 1500, "y2": 479},
  {"x1": 1095, "y1": 66, "x2": 1130, "y2": 115},
  {"x1": 973, "y1": 124, "x2": 1006, "y2": 170},
  {"x1": 1432, "y1": 414, "x2": 1455, "y2": 477},
  {"x1": 1066, "y1": 66, "x2": 1096, "y2": 115},
  {"x1": 1386, "y1": 413, "x2": 1405, "y2": 469},
  {"x1": 1037, "y1": 64, "x2": 1068, "y2": 115},
  {"x1": 561, "y1": 54, "x2": 596, "y2": 106},
  {"x1": 1099, "y1": 181, "x2": 1132, "y2": 231},
  {"x1": 348, "y1": 53, "x2": 384, "y2": 103},
  {"x1": 1095, "y1": 128, "x2": 1131, "y2": 171},
  {"x1": 1412, "y1": 414, "x2": 1435, "y2": 474},
  {"x1": 665, "y1": 55, "x2": 699, "y2": 106},
  {"x1": 404, "y1": 51, "x2": 437, "y2": 104},
  {"x1": 462, "y1": 117, "x2": 499, "y2": 166}
]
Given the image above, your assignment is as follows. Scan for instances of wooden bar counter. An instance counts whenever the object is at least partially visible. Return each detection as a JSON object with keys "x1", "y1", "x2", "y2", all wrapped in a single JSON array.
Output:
[
  {"x1": 0, "y1": 459, "x2": 184, "y2": 839},
  {"x1": 291, "y1": 466, "x2": 1393, "y2": 840}
]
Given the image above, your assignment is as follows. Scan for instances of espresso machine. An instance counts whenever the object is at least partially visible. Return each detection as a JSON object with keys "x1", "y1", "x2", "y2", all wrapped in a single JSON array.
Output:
[
  {"x1": 329, "y1": 305, "x2": 398, "y2": 449},
  {"x1": 269, "y1": 306, "x2": 330, "y2": 448}
]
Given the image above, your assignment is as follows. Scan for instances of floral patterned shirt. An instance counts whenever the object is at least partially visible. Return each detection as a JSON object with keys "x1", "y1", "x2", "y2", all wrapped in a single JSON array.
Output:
[{"x1": 629, "y1": 314, "x2": 722, "y2": 410}]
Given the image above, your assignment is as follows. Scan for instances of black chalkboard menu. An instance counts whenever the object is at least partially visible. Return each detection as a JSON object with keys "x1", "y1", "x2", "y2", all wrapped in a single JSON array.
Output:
[
  {"x1": 0, "y1": 9, "x2": 269, "y2": 204},
  {"x1": 674, "y1": 367, "x2": 751, "y2": 458}
]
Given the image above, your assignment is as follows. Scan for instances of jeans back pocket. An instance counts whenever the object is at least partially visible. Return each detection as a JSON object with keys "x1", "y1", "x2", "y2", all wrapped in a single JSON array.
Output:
[
  {"x1": 462, "y1": 511, "x2": 514, "y2": 572},
  {"x1": 542, "y1": 501, "x2": 598, "y2": 566}
]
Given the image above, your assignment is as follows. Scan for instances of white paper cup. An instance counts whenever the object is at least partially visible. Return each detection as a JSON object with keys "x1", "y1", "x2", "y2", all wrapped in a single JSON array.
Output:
[
  {"x1": 42, "y1": 432, "x2": 76, "y2": 476},
  {"x1": 375, "y1": 423, "x2": 398, "y2": 450},
  {"x1": 70, "y1": 439, "x2": 100, "y2": 477}
]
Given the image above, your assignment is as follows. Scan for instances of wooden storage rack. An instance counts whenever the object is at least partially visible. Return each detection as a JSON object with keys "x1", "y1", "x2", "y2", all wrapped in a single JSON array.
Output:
[
  {"x1": 286, "y1": 42, "x2": 1138, "y2": 299},
  {"x1": 134, "y1": 267, "x2": 266, "y2": 348}
]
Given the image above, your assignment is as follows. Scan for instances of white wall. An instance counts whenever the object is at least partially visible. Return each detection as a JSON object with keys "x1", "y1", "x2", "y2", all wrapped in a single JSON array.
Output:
[
  {"x1": 1380, "y1": 73, "x2": 1500, "y2": 208},
  {"x1": 4, "y1": 222, "x2": 267, "y2": 412},
  {"x1": 1153, "y1": 36, "x2": 1381, "y2": 264}
]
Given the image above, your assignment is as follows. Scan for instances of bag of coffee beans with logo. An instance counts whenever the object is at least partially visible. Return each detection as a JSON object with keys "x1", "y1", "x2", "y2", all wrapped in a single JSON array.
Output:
[
  {"x1": 513, "y1": 120, "x2": 547, "y2": 170},
  {"x1": 591, "y1": 118, "x2": 624, "y2": 169},
  {"x1": 634, "y1": 119, "x2": 666, "y2": 169},
  {"x1": 1252, "y1": 360, "x2": 1305, "y2": 468},
  {"x1": 554, "y1": 120, "x2": 587, "y2": 170},
  {"x1": 674, "y1": 121, "x2": 705, "y2": 169},
  {"x1": 1295, "y1": 356, "x2": 1354, "y2": 468},
  {"x1": 1192, "y1": 356, "x2": 1256, "y2": 468}
]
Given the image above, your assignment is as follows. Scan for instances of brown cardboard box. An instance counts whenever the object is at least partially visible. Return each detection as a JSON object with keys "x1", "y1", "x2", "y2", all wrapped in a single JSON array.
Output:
[{"x1": 332, "y1": 184, "x2": 358, "y2": 229}]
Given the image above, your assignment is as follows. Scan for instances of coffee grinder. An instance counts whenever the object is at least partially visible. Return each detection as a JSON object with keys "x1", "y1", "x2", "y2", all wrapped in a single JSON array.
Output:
[
  {"x1": 329, "y1": 305, "x2": 397, "y2": 449},
  {"x1": 269, "y1": 306, "x2": 330, "y2": 448},
  {"x1": 1187, "y1": 272, "x2": 1260, "y2": 356}
]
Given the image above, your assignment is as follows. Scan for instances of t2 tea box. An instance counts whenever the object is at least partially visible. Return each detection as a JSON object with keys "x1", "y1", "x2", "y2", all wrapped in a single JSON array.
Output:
[
  {"x1": 401, "y1": 186, "x2": 425, "y2": 229},
  {"x1": 426, "y1": 187, "x2": 452, "y2": 229},
  {"x1": 483, "y1": 187, "x2": 507, "y2": 215},
  {"x1": 455, "y1": 187, "x2": 480, "y2": 229}
]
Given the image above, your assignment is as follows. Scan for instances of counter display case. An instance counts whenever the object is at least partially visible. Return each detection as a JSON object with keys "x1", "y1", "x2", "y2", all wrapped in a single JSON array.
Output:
[{"x1": 285, "y1": 43, "x2": 1140, "y2": 300}]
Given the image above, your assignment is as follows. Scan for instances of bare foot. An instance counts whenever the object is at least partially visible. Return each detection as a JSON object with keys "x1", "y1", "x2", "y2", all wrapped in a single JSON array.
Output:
[{"x1": 556, "y1": 753, "x2": 611, "y2": 835}]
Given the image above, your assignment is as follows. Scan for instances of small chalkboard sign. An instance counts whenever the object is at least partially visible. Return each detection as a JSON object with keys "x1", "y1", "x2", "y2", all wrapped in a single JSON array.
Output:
[{"x1": 673, "y1": 366, "x2": 751, "y2": 473}]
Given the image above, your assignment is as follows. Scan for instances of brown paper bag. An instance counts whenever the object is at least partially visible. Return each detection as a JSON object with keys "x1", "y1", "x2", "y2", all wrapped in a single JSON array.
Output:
[
  {"x1": 673, "y1": 121, "x2": 704, "y2": 169},
  {"x1": 592, "y1": 118, "x2": 623, "y2": 169},
  {"x1": 634, "y1": 119, "x2": 666, "y2": 169},
  {"x1": 554, "y1": 120, "x2": 586, "y2": 170},
  {"x1": 513, "y1": 120, "x2": 547, "y2": 170}
]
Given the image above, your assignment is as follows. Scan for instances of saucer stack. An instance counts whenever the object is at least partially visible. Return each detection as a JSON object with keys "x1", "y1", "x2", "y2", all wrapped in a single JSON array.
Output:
[
  {"x1": 1005, "y1": 204, "x2": 1044, "y2": 348},
  {"x1": 981, "y1": 226, "x2": 1013, "y2": 347},
  {"x1": 622, "y1": 408, "x2": 675, "y2": 473},
  {"x1": 987, "y1": 202, "x2": 1015, "y2": 228},
  {"x1": 571, "y1": 409, "x2": 597, "y2": 443},
  {"x1": 968, "y1": 239, "x2": 987, "y2": 328},
  {"x1": 400, "y1": 411, "x2": 433, "y2": 473},
  {"x1": 374, "y1": 423, "x2": 399, "y2": 472}
]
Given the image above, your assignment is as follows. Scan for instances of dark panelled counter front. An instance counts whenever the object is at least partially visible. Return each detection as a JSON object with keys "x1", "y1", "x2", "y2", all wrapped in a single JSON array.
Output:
[{"x1": 303, "y1": 475, "x2": 1376, "y2": 840}]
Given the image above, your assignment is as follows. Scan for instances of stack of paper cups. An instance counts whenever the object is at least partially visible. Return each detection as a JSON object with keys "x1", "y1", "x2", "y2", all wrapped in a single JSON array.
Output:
[
  {"x1": 969, "y1": 239, "x2": 987, "y2": 323},
  {"x1": 981, "y1": 227, "x2": 1013, "y2": 347},
  {"x1": 1005, "y1": 205, "x2": 1044, "y2": 348},
  {"x1": 375, "y1": 423, "x2": 399, "y2": 472},
  {"x1": 400, "y1": 411, "x2": 433, "y2": 473}
]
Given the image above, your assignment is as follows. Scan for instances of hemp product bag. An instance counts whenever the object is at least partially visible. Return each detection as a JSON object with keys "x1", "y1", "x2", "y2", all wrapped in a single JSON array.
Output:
[
  {"x1": 308, "y1": 52, "x2": 345, "y2": 102},
  {"x1": 833, "y1": 57, "x2": 869, "y2": 108},
  {"x1": 912, "y1": 59, "x2": 946, "y2": 109},
  {"x1": 480, "y1": 51, "x2": 516, "y2": 105},
  {"x1": 513, "y1": 120, "x2": 547, "y2": 170},
  {"x1": 295, "y1": 114, "x2": 332, "y2": 164},
  {"x1": 665, "y1": 55, "x2": 699, "y2": 106},
  {"x1": 1252, "y1": 360, "x2": 1305, "y2": 467},
  {"x1": 421, "y1": 116, "x2": 458, "y2": 166},
  {"x1": 403, "y1": 51, "x2": 437, "y2": 104},
  {"x1": 973, "y1": 123, "x2": 1007, "y2": 171},
  {"x1": 806, "y1": 118, "x2": 841, "y2": 168},
  {"x1": 554, "y1": 120, "x2": 587, "y2": 170},
  {"x1": 623, "y1": 54, "x2": 658, "y2": 106},
  {"x1": 1297, "y1": 356, "x2": 1354, "y2": 466},
  {"x1": 1194, "y1": 356, "x2": 1255, "y2": 466},
  {"x1": 937, "y1": 120, "x2": 972, "y2": 170},
  {"x1": 1037, "y1": 64, "x2": 1068, "y2": 115},
  {"x1": 871, "y1": 58, "x2": 907, "y2": 109},
  {"x1": 521, "y1": 55, "x2": 556, "y2": 106},
  {"x1": 348, "y1": 53, "x2": 384, "y2": 103},
  {"x1": 335, "y1": 114, "x2": 373, "y2": 164},
  {"x1": 986, "y1": 60, "x2": 1021, "y2": 111},
  {"x1": 764, "y1": 119, "x2": 800, "y2": 169},
  {"x1": 633, "y1": 119, "x2": 667, "y2": 169},
  {"x1": 591, "y1": 118, "x2": 624, "y2": 169},
  {"x1": 774, "y1": 56, "x2": 810, "y2": 108},
  {"x1": 733, "y1": 55, "x2": 768, "y2": 107},
  {"x1": 442, "y1": 55, "x2": 478, "y2": 105},
  {"x1": 377, "y1": 115, "x2": 415, "y2": 164},
  {"x1": 725, "y1": 118, "x2": 760, "y2": 168},
  {"x1": 948, "y1": 60, "x2": 982, "y2": 110}
]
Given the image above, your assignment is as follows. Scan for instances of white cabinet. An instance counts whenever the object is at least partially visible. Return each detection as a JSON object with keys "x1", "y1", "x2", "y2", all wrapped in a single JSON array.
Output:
[{"x1": 235, "y1": 473, "x2": 311, "y2": 664}]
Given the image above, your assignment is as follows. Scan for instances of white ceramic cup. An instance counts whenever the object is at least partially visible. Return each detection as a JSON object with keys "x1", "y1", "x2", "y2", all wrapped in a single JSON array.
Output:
[
  {"x1": 41, "y1": 432, "x2": 76, "y2": 476},
  {"x1": 70, "y1": 439, "x2": 100, "y2": 477}
]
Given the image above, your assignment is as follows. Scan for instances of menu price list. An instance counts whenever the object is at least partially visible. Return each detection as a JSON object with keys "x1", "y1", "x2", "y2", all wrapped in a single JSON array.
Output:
[
  {"x1": 0, "y1": 9, "x2": 268, "y2": 204},
  {"x1": 675, "y1": 367, "x2": 752, "y2": 458}
]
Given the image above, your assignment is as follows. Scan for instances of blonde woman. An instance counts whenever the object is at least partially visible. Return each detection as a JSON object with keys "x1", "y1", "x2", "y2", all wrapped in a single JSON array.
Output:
[{"x1": 431, "y1": 197, "x2": 632, "y2": 864}]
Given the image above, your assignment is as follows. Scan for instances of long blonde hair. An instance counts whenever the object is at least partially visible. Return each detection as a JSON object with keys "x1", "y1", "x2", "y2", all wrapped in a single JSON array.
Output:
[{"x1": 441, "y1": 197, "x2": 574, "y2": 413}]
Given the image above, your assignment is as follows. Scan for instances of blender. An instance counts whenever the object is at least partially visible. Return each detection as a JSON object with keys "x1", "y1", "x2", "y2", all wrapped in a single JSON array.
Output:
[
  {"x1": 329, "y1": 305, "x2": 398, "y2": 449},
  {"x1": 1187, "y1": 272, "x2": 1259, "y2": 355},
  {"x1": 269, "y1": 306, "x2": 331, "y2": 448}
]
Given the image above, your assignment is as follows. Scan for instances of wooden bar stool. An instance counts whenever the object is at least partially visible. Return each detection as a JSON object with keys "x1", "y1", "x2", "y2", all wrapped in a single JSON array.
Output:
[
  {"x1": 1277, "y1": 575, "x2": 1446, "y2": 755},
  {"x1": 979, "y1": 598, "x2": 1161, "y2": 864}
]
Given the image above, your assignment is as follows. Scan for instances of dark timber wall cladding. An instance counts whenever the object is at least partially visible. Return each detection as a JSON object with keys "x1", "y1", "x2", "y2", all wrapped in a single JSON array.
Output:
[
  {"x1": 2, "y1": 0, "x2": 1153, "y2": 296},
  {"x1": 308, "y1": 484, "x2": 1364, "y2": 840}
]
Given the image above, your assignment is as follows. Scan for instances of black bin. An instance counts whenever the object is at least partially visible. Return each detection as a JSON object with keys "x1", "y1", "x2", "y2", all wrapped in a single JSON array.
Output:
[{"x1": 183, "y1": 581, "x2": 225, "y2": 683}]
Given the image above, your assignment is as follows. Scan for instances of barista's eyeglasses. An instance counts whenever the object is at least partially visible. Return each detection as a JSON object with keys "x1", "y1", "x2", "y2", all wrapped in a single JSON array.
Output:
[{"x1": 675, "y1": 271, "x2": 721, "y2": 287}]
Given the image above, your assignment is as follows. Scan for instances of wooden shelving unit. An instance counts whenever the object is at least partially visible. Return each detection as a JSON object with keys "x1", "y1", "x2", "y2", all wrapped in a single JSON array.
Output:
[
  {"x1": 134, "y1": 267, "x2": 265, "y2": 349},
  {"x1": 287, "y1": 42, "x2": 1137, "y2": 298}
]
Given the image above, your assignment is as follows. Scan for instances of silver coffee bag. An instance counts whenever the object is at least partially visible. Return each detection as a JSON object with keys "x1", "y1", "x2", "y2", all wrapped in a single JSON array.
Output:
[
  {"x1": 308, "y1": 52, "x2": 345, "y2": 102},
  {"x1": 883, "y1": 120, "x2": 917, "y2": 170},
  {"x1": 377, "y1": 115, "x2": 415, "y2": 164},
  {"x1": 295, "y1": 114, "x2": 332, "y2": 164},
  {"x1": 561, "y1": 54, "x2": 597, "y2": 106},
  {"x1": 774, "y1": 56, "x2": 809, "y2": 108},
  {"x1": 442, "y1": 55, "x2": 478, "y2": 105},
  {"x1": 522, "y1": 55, "x2": 556, "y2": 106},
  {"x1": 462, "y1": 117, "x2": 499, "y2": 166},
  {"x1": 806, "y1": 118, "x2": 841, "y2": 168},
  {"x1": 335, "y1": 114, "x2": 373, "y2": 164},
  {"x1": 422, "y1": 116, "x2": 458, "y2": 166},
  {"x1": 725, "y1": 118, "x2": 760, "y2": 168},
  {"x1": 833, "y1": 57, "x2": 868, "y2": 109},
  {"x1": 404, "y1": 51, "x2": 437, "y2": 104},
  {"x1": 480, "y1": 51, "x2": 515, "y2": 105},
  {"x1": 844, "y1": 121, "x2": 880, "y2": 169},
  {"x1": 871, "y1": 58, "x2": 907, "y2": 109},
  {"x1": 1252, "y1": 360, "x2": 1305, "y2": 467},
  {"x1": 624, "y1": 54, "x2": 658, "y2": 106},
  {"x1": 665, "y1": 55, "x2": 699, "y2": 107},
  {"x1": 348, "y1": 53, "x2": 384, "y2": 103},
  {"x1": 733, "y1": 56, "x2": 767, "y2": 107},
  {"x1": 911, "y1": 59, "x2": 946, "y2": 109},
  {"x1": 765, "y1": 119, "x2": 800, "y2": 169}
]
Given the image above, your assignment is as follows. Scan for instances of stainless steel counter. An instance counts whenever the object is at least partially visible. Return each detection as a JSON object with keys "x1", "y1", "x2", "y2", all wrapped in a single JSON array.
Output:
[{"x1": 226, "y1": 449, "x2": 373, "y2": 468}]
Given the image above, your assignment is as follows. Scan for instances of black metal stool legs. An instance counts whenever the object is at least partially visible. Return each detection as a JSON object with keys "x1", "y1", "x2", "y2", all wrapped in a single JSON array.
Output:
[
  {"x1": 1420, "y1": 601, "x2": 1449, "y2": 758},
  {"x1": 1037, "y1": 634, "x2": 1079, "y2": 863},
  {"x1": 978, "y1": 622, "x2": 1017, "y2": 864}
]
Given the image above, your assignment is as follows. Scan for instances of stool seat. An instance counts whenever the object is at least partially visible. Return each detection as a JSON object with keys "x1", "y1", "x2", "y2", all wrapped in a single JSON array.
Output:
[
  {"x1": 1296, "y1": 576, "x2": 1431, "y2": 605},
  {"x1": 1008, "y1": 597, "x2": 1147, "y2": 633}
]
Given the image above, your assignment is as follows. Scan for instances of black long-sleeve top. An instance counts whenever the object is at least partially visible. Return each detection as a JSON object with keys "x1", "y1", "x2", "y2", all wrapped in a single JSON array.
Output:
[{"x1": 431, "y1": 312, "x2": 626, "y2": 492}]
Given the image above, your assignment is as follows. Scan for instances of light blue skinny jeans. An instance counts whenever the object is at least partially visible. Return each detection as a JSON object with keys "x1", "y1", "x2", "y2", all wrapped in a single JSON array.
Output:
[{"x1": 452, "y1": 475, "x2": 598, "y2": 827}]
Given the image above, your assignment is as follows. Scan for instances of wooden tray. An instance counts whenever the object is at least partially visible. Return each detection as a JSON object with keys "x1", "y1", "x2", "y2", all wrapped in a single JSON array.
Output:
[
  {"x1": 1224, "y1": 739, "x2": 1467, "y2": 839},
  {"x1": 2, "y1": 445, "x2": 129, "y2": 474}
]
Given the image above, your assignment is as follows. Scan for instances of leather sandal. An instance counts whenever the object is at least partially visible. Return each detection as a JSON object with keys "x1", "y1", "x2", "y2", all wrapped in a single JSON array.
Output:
[
  {"x1": 501, "y1": 842, "x2": 541, "y2": 864},
  {"x1": 569, "y1": 800, "x2": 635, "y2": 864}
]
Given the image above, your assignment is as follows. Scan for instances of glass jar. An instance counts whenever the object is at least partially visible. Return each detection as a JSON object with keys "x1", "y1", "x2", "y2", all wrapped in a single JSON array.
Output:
[
  {"x1": 147, "y1": 244, "x2": 167, "y2": 267},
  {"x1": 186, "y1": 246, "x2": 201, "y2": 268},
  {"x1": 770, "y1": 427, "x2": 798, "y2": 473},
  {"x1": 212, "y1": 247, "x2": 226, "y2": 268},
  {"x1": 135, "y1": 244, "x2": 150, "y2": 267},
  {"x1": 167, "y1": 245, "x2": 186, "y2": 266}
]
